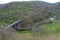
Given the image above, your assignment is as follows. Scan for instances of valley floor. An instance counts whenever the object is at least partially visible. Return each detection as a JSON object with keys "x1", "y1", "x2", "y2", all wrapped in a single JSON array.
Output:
[{"x1": 0, "y1": 20, "x2": 60, "y2": 40}]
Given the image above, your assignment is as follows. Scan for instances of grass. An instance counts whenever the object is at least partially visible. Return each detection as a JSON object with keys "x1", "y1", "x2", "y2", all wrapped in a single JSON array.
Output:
[
  {"x1": 0, "y1": 28, "x2": 60, "y2": 40},
  {"x1": 0, "y1": 22, "x2": 9, "y2": 26},
  {"x1": 43, "y1": 20, "x2": 60, "y2": 34},
  {"x1": 0, "y1": 20, "x2": 60, "y2": 40},
  {"x1": 18, "y1": 20, "x2": 60, "y2": 35},
  {"x1": 16, "y1": 20, "x2": 60, "y2": 40},
  {"x1": 18, "y1": 30, "x2": 32, "y2": 35}
]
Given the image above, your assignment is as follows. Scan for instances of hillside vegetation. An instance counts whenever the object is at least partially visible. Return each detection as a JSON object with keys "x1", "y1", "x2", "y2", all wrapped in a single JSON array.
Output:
[
  {"x1": 0, "y1": 1, "x2": 60, "y2": 40},
  {"x1": 43, "y1": 20, "x2": 60, "y2": 34},
  {"x1": 0, "y1": 1, "x2": 56, "y2": 26}
]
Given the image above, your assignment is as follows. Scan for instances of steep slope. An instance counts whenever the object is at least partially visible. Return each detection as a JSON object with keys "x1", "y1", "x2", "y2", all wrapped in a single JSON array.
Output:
[{"x1": 0, "y1": 1, "x2": 56, "y2": 26}]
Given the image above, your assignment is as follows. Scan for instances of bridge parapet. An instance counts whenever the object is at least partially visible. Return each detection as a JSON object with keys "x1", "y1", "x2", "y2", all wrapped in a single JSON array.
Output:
[{"x1": 5, "y1": 20, "x2": 24, "y2": 30}]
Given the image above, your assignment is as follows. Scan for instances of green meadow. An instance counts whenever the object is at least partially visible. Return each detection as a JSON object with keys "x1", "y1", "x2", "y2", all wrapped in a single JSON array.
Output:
[{"x1": 43, "y1": 20, "x2": 60, "y2": 34}]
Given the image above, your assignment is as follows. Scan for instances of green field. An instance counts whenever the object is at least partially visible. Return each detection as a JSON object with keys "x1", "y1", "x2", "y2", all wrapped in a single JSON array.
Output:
[
  {"x1": 17, "y1": 20, "x2": 60, "y2": 40},
  {"x1": 0, "y1": 22, "x2": 9, "y2": 26},
  {"x1": 18, "y1": 20, "x2": 60, "y2": 35},
  {"x1": 43, "y1": 20, "x2": 60, "y2": 34}
]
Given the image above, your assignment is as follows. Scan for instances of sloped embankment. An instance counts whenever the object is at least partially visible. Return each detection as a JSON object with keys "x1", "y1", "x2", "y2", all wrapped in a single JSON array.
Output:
[{"x1": 0, "y1": 28, "x2": 20, "y2": 40}]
